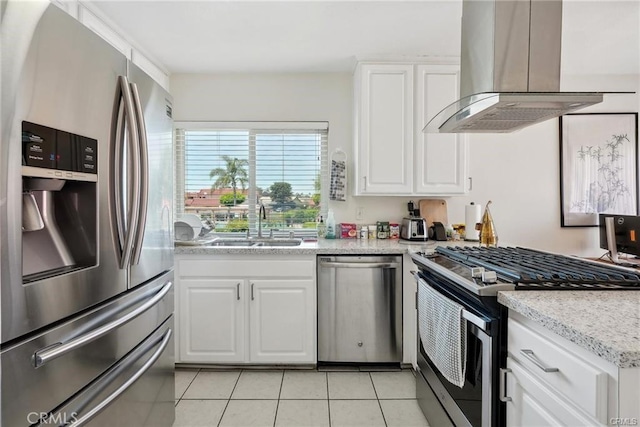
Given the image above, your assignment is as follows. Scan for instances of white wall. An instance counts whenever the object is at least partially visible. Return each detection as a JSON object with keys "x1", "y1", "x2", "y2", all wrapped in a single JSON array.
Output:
[
  {"x1": 171, "y1": 72, "x2": 417, "y2": 226},
  {"x1": 447, "y1": 75, "x2": 639, "y2": 257},
  {"x1": 171, "y1": 72, "x2": 639, "y2": 257}
]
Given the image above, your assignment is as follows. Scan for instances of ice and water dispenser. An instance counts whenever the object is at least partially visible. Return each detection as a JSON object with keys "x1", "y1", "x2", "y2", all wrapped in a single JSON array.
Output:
[{"x1": 21, "y1": 121, "x2": 97, "y2": 282}]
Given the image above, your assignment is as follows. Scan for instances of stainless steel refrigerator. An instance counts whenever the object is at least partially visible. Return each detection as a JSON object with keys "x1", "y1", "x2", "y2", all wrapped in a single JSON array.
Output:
[{"x1": 1, "y1": 2, "x2": 175, "y2": 425}]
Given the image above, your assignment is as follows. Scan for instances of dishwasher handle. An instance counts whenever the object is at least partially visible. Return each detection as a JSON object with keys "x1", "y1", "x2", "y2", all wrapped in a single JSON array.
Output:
[{"x1": 319, "y1": 260, "x2": 399, "y2": 269}]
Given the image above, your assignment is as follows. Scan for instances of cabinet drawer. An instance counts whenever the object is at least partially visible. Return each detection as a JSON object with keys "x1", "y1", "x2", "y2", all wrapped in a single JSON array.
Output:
[
  {"x1": 179, "y1": 258, "x2": 314, "y2": 278},
  {"x1": 506, "y1": 358, "x2": 599, "y2": 427},
  {"x1": 508, "y1": 318, "x2": 608, "y2": 423}
]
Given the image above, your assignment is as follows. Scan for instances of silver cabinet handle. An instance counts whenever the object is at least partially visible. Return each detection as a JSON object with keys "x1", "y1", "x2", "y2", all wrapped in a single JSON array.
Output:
[
  {"x1": 236, "y1": 283, "x2": 241, "y2": 300},
  {"x1": 363, "y1": 176, "x2": 367, "y2": 191},
  {"x1": 468, "y1": 177, "x2": 473, "y2": 191},
  {"x1": 520, "y1": 349, "x2": 559, "y2": 373},
  {"x1": 500, "y1": 368, "x2": 512, "y2": 402},
  {"x1": 33, "y1": 281, "x2": 172, "y2": 367},
  {"x1": 251, "y1": 283, "x2": 255, "y2": 300},
  {"x1": 130, "y1": 82, "x2": 148, "y2": 266},
  {"x1": 319, "y1": 261, "x2": 399, "y2": 269},
  {"x1": 69, "y1": 328, "x2": 172, "y2": 426}
]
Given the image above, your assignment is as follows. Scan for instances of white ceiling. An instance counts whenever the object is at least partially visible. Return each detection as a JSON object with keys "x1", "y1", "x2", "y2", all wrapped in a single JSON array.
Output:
[
  {"x1": 90, "y1": 0, "x2": 463, "y2": 73},
  {"x1": 90, "y1": 0, "x2": 638, "y2": 76}
]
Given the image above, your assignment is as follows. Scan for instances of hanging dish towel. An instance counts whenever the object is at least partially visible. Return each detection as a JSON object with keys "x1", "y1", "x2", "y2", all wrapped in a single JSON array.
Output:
[
  {"x1": 417, "y1": 278, "x2": 467, "y2": 388},
  {"x1": 329, "y1": 158, "x2": 346, "y2": 201}
]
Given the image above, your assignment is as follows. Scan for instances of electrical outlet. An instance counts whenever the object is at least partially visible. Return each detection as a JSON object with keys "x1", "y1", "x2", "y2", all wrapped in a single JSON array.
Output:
[{"x1": 356, "y1": 206, "x2": 364, "y2": 220}]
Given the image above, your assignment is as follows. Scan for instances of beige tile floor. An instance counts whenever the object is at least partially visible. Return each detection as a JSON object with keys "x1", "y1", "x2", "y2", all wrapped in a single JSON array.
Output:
[{"x1": 174, "y1": 368, "x2": 429, "y2": 427}]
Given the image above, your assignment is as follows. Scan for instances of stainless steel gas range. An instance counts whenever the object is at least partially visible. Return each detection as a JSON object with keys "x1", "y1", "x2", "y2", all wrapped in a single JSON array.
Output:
[{"x1": 411, "y1": 246, "x2": 640, "y2": 427}]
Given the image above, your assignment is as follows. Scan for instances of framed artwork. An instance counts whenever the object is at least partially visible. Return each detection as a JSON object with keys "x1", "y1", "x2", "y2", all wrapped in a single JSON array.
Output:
[{"x1": 560, "y1": 113, "x2": 639, "y2": 227}]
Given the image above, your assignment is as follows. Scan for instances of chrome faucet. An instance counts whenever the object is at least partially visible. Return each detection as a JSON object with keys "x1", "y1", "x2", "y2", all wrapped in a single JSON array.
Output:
[{"x1": 258, "y1": 203, "x2": 267, "y2": 238}]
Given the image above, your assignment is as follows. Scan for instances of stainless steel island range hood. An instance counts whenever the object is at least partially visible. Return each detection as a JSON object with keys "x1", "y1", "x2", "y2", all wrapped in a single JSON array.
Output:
[{"x1": 424, "y1": 0, "x2": 603, "y2": 133}]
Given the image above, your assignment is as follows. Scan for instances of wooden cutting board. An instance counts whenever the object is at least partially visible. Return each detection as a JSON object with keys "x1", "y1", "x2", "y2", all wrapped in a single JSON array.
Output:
[{"x1": 419, "y1": 199, "x2": 448, "y2": 227}]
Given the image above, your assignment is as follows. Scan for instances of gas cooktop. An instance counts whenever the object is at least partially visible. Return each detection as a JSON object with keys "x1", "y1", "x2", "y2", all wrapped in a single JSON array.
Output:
[{"x1": 411, "y1": 246, "x2": 640, "y2": 296}]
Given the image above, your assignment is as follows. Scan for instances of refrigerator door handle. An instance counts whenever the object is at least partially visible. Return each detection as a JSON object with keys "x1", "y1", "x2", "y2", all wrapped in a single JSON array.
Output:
[
  {"x1": 33, "y1": 281, "x2": 172, "y2": 368},
  {"x1": 112, "y1": 80, "x2": 127, "y2": 257},
  {"x1": 129, "y1": 82, "x2": 148, "y2": 266},
  {"x1": 114, "y1": 75, "x2": 141, "y2": 270},
  {"x1": 68, "y1": 328, "x2": 172, "y2": 427}
]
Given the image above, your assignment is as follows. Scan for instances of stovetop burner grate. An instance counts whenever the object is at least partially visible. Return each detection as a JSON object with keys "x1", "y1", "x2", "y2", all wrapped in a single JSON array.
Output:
[{"x1": 435, "y1": 246, "x2": 640, "y2": 289}]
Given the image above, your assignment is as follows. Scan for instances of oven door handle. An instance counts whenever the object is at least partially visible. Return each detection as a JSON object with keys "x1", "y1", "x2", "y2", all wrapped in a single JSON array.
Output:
[
  {"x1": 33, "y1": 282, "x2": 172, "y2": 367},
  {"x1": 461, "y1": 309, "x2": 488, "y2": 331},
  {"x1": 416, "y1": 276, "x2": 489, "y2": 331}
]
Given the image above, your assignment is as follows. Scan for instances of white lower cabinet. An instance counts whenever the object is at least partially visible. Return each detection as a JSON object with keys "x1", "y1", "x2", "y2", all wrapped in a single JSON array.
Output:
[
  {"x1": 249, "y1": 280, "x2": 315, "y2": 363},
  {"x1": 175, "y1": 255, "x2": 316, "y2": 364},
  {"x1": 180, "y1": 279, "x2": 245, "y2": 363},
  {"x1": 505, "y1": 358, "x2": 596, "y2": 427},
  {"x1": 504, "y1": 312, "x2": 640, "y2": 426}
]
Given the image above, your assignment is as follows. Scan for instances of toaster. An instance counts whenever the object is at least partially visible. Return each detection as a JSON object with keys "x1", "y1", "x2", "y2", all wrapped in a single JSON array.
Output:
[{"x1": 400, "y1": 217, "x2": 428, "y2": 241}]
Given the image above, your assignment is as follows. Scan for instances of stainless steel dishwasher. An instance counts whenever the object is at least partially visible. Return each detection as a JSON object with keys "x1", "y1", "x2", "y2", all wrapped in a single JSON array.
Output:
[{"x1": 318, "y1": 255, "x2": 402, "y2": 363}]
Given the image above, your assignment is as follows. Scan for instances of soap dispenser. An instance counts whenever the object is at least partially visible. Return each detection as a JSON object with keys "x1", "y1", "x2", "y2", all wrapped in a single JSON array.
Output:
[{"x1": 317, "y1": 215, "x2": 326, "y2": 238}]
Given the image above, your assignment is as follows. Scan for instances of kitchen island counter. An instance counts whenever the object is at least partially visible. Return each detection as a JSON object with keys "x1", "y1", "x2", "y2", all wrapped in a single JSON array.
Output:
[{"x1": 498, "y1": 290, "x2": 640, "y2": 368}]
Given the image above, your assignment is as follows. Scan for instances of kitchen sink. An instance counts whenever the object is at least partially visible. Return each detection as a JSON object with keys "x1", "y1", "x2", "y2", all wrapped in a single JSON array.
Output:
[
  {"x1": 252, "y1": 239, "x2": 302, "y2": 247},
  {"x1": 207, "y1": 240, "x2": 256, "y2": 247},
  {"x1": 207, "y1": 238, "x2": 302, "y2": 247}
]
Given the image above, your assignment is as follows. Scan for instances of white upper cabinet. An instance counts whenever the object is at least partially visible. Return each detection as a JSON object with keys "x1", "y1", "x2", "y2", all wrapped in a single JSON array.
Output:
[
  {"x1": 414, "y1": 64, "x2": 467, "y2": 194},
  {"x1": 353, "y1": 61, "x2": 468, "y2": 196},
  {"x1": 354, "y1": 63, "x2": 414, "y2": 195}
]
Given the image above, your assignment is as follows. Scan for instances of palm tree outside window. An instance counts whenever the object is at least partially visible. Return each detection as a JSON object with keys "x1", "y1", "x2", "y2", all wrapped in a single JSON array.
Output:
[{"x1": 209, "y1": 155, "x2": 249, "y2": 207}]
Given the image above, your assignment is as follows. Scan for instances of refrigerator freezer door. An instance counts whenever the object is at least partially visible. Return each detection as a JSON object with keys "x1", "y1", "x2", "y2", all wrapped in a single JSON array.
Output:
[
  {"x1": 128, "y1": 62, "x2": 174, "y2": 289},
  {"x1": 0, "y1": 271, "x2": 174, "y2": 426},
  {"x1": 1, "y1": 4, "x2": 128, "y2": 343}
]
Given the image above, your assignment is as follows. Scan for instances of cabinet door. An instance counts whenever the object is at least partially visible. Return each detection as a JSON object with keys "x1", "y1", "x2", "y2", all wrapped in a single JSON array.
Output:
[
  {"x1": 179, "y1": 279, "x2": 245, "y2": 363},
  {"x1": 355, "y1": 63, "x2": 414, "y2": 195},
  {"x1": 249, "y1": 280, "x2": 315, "y2": 363},
  {"x1": 505, "y1": 358, "x2": 598, "y2": 427},
  {"x1": 414, "y1": 64, "x2": 467, "y2": 194}
]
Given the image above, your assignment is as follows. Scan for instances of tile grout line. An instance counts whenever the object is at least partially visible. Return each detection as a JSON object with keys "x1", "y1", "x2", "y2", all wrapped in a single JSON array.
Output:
[
  {"x1": 369, "y1": 372, "x2": 389, "y2": 427},
  {"x1": 273, "y1": 370, "x2": 285, "y2": 427},
  {"x1": 177, "y1": 368, "x2": 201, "y2": 401},
  {"x1": 216, "y1": 369, "x2": 243, "y2": 427}
]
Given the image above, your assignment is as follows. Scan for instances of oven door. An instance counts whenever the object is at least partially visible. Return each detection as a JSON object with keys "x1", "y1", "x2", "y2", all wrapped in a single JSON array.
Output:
[{"x1": 415, "y1": 272, "x2": 502, "y2": 427}]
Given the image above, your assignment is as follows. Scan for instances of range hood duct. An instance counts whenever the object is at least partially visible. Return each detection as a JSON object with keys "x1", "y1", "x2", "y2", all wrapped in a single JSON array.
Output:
[{"x1": 424, "y1": 0, "x2": 603, "y2": 133}]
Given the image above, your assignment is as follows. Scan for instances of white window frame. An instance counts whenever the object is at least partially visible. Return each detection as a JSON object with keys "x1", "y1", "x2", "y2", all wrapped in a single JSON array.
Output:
[{"x1": 175, "y1": 121, "x2": 329, "y2": 237}]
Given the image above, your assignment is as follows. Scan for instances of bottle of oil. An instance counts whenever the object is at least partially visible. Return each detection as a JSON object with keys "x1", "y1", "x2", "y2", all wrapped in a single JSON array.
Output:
[{"x1": 478, "y1": 201, "x2": 498, "y2": 247}]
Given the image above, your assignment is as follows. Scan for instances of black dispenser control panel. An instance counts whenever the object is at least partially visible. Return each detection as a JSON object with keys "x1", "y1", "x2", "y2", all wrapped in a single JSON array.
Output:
[{"x1": 22, "y1": 121, "x2": 97, "y2": 175}]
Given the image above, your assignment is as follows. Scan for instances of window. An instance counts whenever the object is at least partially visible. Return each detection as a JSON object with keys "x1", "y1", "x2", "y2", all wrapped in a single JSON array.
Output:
[{"x1": 175, "y1": 122, "x2": 328, "y2": 237}]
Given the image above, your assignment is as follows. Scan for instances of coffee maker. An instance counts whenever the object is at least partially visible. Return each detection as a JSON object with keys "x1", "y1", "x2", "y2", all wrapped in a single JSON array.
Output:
[{"x1": 400, "y1": 200, "x2": 428, "y2": 241}]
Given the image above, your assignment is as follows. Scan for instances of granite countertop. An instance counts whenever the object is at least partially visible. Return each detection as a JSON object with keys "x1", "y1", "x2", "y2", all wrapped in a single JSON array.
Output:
[
  {"x1": 174, "y1": 237, "x2": 481, "y2": 255},
  {"x1": 498, "y1": 291, "x2": 640, "y2": 368}
]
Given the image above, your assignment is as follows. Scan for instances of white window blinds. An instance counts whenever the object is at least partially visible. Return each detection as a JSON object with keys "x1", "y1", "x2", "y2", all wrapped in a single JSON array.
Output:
[{"x1": 175, "y1": 122, "x2": 328, "y2": 236}]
